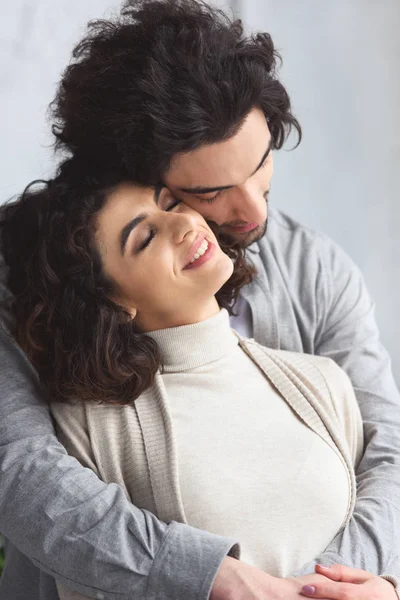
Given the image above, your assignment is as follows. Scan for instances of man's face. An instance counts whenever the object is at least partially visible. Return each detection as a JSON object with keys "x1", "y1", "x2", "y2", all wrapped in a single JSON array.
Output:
[{"x1": 164, "y1": 107, "x2": 273, "y2": 247}]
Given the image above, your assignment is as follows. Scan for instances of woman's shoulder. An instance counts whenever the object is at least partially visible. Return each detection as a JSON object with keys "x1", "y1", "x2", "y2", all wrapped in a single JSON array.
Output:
[
  {"x1": 240, "y1": 338, "x2": 363, "y2": 466},
  {"x1": 265, "y1": 346, "x2": 354, "y2": 405},
  {"x1": 240, "y1": 338, "x2": 348, "y2": 388},
  {"x1": 238, "y1": 337, "x2": 357, "y2": 420},
  {"x1": 239, "y1": 336, "x2": 327, "y2": 369},
  {"x1": 51, "y1": 398, "x2": 87, "y2": 424}
]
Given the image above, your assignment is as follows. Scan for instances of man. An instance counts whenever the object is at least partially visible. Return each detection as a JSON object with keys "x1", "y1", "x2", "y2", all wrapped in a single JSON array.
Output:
[{"x1": 1, "y1": 1, "x2": 400, "y2": 599}]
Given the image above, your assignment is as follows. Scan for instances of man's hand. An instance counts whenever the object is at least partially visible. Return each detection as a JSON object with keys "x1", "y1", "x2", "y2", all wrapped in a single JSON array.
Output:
[
  {"x1": 210, "y1": 557, "x2": 398, "y2": 600},
  {"x1": 300, "y1": 564, "x2": 398, "y2": 599},
  {"x1": 210, "y1": 556, "x2": 310, "y2": 600}
]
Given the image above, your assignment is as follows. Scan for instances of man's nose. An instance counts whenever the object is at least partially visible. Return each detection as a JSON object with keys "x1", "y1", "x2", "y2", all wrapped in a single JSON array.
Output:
[{"x1": 230, "y1": 184, "x2": 260, "y2": 220}]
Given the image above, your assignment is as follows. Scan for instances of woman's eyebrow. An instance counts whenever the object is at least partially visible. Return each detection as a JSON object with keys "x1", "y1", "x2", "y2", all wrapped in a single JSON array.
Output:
[{"x1": 120, "y1": 214, "x2": 147, "y2": 255}]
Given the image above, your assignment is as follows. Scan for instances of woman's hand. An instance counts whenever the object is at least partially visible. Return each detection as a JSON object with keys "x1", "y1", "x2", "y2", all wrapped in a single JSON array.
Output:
[{"x1": 300, "y1": 564, "x2": 398, "y2": 599}]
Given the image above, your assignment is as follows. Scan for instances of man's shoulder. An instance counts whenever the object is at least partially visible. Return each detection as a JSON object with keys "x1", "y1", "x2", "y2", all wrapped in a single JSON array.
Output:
[
  {"x1": 259, "y1": 207, "x2": 328, "y2": 252},
  {"x1": 254, "y1": 207, "x2": 354, "y2": 276},
  {"x1": 0, "y1": 241, "x2": 15, "y2": 333}
]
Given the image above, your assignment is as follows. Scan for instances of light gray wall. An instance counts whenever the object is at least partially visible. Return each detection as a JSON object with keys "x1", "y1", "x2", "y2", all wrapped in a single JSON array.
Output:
[
  {"x1": 240, "y1": 0, "x2": 400, "y2": 383},
  {"x1": 1, "y1": 1, "x2": 399, "y2": 382},
  {"x1": 0, "y1": 0, "x2": 122, "y2": 198},
  {"x1": 0, "y1": 0, "x2": 231, "y2": 197}
]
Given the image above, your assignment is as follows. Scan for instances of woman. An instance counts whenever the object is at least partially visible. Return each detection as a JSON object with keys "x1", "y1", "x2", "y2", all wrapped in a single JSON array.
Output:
[{"x1": 1, "y1": 159, "x2": 397, "y2": 600}]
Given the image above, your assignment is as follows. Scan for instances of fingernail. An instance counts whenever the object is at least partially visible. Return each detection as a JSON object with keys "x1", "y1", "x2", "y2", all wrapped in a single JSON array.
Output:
[
  {"x1": 317, "y1": 564, "x2": 331, "y2": 571},
  {"x1": 302, "y1": 585, "x2": 316, "y2": 596}
]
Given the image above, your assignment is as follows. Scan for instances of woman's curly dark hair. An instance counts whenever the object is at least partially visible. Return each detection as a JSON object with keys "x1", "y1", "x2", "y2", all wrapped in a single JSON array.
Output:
[
  {"x1": 51, "y1": 0, "x2": 301, "y2": 183},
  {"x1": 0, "y1": 158, "x2": 254, "y2": 405}
]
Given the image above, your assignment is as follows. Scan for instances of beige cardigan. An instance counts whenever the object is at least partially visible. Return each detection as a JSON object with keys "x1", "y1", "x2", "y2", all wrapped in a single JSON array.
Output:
[{"x1": 52, "y1": 336, "x2": 363, "y2": 600}]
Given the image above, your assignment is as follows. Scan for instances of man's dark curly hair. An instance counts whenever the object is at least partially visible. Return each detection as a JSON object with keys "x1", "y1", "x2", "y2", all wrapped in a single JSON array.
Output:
[
  {"x1": 0, "y1": 158, "x2": 254, "y2": 405},
  {"x1": 51, "y1": 0, "x2": 301, "y2": 184}
]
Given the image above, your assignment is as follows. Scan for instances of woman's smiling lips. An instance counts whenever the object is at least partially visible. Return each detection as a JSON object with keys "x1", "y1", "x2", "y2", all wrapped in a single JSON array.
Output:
[
  {"x1": 183, "y1": 234, "x2": 216, "y2": 270},
  {"x1": 184, "y1": 233, "x2": 206, "y2": 265}
]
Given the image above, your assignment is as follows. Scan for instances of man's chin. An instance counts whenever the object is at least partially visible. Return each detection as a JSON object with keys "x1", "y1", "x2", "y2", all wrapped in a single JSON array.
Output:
[{"x1": 226, "y1": 220, "x2": 268, "y2": 248}]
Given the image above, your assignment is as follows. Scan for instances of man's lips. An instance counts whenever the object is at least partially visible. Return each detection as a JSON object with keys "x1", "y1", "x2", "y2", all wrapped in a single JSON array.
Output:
[{"x1": 223, "y1": 222, "x2": 259, "y2": 234}]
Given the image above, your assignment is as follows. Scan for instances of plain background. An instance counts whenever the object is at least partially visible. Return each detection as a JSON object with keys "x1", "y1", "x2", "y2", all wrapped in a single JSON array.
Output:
[{"x1": 1, "y1": 0, "x2": 399, "y2": 385}]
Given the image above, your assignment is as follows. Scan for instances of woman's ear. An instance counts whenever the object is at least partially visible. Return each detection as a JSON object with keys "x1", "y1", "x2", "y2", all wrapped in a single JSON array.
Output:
[
  {"x1": 110, "y1": 294, "x2": 137, "y2": 319},
  {"x1": 121, "y1": 303, "x2": 137, "y2": 319}
]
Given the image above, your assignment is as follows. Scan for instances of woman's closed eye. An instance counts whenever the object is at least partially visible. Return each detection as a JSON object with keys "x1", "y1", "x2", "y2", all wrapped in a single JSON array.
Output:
[
  {"x1": 136, "y1": 199, "x2": 181, "y2": 253},
  {"x1": 132, "y1": 194, "x2": 182, "y2": 253},
  {"x1": 137, "y1": 228, "x2": 156, "y2": 253},
  {"x1": 165, "y1": 199, "x2": 181, "y2": 211},
  {"x1": 159, "y1": 190, "x2": 182, "y2": 212}
]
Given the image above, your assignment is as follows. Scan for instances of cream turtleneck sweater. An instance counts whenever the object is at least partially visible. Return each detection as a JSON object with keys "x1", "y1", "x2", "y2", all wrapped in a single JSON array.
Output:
[
  {"x1": 52, "y1": 309, "x2": 363, "y2": 600},
  {"x1": 146, "y1": 309, "x2": 361, "y2": 576}
]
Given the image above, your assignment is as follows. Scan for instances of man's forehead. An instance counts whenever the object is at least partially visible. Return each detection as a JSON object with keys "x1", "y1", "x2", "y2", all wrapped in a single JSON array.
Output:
[
  {"x1": 166, "y1": 136, "x2": 272, "y2": 193},
  {"x1": 164, "y1": 106, "x2": 271, "y2": 191}
]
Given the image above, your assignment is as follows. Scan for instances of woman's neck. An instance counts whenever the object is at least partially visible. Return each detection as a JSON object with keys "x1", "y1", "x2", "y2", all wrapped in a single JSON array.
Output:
[
  {"x1": 145, "y1": 307, "x2": 238, "y2": 372},
  {"x1": 137, "y1": 297, "x2": 221, "y2": 333}
]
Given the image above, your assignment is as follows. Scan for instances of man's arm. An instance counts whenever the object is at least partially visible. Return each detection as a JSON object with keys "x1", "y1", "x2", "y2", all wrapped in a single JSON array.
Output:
[
  {"x1": 0, "y1": 323, "x2": 237, "y2": 600},
  {"x1": 296, "y1": 237, "x2": 400, "y2": 575}
]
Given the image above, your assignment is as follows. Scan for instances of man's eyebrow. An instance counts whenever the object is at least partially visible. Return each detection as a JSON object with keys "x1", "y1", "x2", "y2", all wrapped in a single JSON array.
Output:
[
  {"x1": 178, "y1": 138, "x2": 273, "y2": 195},
  {"x1": 120, "y1": 185, "x2": 163, "y2": 255}
]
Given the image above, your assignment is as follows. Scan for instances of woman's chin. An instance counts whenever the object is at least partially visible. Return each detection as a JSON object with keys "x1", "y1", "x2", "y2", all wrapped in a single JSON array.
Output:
[
  {"x1": 212, "y1": 256, "x2": 235, "y2": 291},
  {"x1": 222, "y1": 254, "x2": 235, "y2": 280}
]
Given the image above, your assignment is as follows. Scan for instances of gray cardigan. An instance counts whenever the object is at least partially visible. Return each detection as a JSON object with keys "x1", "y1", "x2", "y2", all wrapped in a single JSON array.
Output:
[{"x1": 0, "y1": 207, "x2": 400, "y2": 600}]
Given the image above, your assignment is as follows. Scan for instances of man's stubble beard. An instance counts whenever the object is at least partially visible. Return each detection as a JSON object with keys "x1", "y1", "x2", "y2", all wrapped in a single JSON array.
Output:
[
  {"x1": 218, "y1": 194, "x2": 270, "y2": 248},
  {"x1": 206, "y1": 217, "x2": 268, "y2": 250},
  {"x1": 229, "y1": 218, "x2": 268, "y2": 248}
]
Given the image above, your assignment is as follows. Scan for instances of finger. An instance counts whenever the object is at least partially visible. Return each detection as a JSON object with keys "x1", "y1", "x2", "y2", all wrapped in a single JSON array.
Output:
[
  {"x1": 302, "y1": 581, "x2": 355, "y2": 599},
  {"x1": 315, "y1": 564, "x2": 373, "y2": 584}
]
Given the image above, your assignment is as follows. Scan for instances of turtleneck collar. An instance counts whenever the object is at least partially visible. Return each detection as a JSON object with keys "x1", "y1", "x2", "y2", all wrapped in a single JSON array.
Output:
[{"x1": 146, "y1": 308, "x2": 238, "y2": 372}]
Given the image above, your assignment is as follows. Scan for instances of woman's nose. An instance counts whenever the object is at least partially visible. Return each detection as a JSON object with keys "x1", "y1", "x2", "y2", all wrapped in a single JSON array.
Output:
[{"x1": 166, "y1": 210, "x2": 200, "y2": 244}]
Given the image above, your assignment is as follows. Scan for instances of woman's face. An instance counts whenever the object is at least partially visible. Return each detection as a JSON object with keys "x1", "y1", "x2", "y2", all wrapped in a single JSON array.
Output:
[{"x1": 95, "y1": 182, "x2": 234, "y2": 332}]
